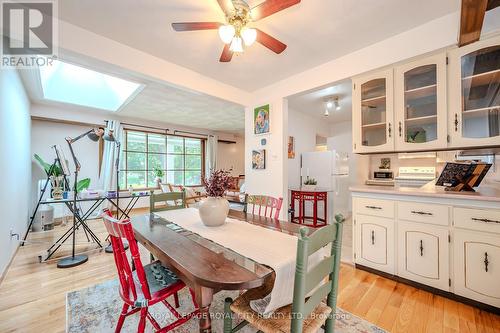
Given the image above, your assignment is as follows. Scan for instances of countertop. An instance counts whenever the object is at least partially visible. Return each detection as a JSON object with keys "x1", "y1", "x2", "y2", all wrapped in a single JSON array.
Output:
[{"x1": 350, "y1": 181, "x2": 500, "y2": 203}]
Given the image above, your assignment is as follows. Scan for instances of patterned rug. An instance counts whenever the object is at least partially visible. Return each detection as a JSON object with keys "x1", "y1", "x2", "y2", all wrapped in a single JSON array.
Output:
[{"x1": 67, "y1": 279, "x2": 386, "y2": 333}]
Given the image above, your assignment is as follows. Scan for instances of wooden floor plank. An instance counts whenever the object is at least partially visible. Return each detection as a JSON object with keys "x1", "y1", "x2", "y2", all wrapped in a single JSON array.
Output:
[{"x1": 0, "y1": 208, "x2": 499, "y2": 333}]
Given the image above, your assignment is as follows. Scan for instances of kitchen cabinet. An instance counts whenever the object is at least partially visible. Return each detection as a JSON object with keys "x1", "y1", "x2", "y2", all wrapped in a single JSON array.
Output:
[
  {"x1": 448, "y1": 35, "x2": 500, "y2": 148},
  {"x1": 394, "y1": 54, "x2": 448, "y2": 151},
  {"x1": 352, "y1": 69, "x2": 394, "y2": 153},
  {"x1": 453, "y1": 230, "x2": 500, "y2": 307},
  {"x1": 397, "y1": 221, "x2": 450, "y2": 291}
]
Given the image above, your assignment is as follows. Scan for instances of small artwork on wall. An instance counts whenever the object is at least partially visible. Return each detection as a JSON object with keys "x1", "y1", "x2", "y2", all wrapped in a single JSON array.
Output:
[
  {"x1": 288, "y1": 136, "x2": 295, "y2": 159},
  {"x1": 252, "y1": 149, "x2": 266, "y2": 170},
  {"x1": 254, "y1": 104, "x2": 270, "y2": 135}
]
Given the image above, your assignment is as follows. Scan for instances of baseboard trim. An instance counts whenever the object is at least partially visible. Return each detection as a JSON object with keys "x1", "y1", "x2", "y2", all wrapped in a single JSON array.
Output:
[
  {"x1": 0, "y1": 243, "x2": 20, "y2": 286},
  {"x1": 355, "y1": 264, "x2": 500, "y2": 315}
]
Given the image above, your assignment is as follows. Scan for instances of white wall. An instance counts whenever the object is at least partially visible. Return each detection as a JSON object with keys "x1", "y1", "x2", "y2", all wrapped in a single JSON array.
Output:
[
  {"x1": 217, "y1": 136, "x2": 245, "y2": 177},
  {"x1": 0, "y1": 69, "x2": 31, "y2": 279},
  {"x1": 287, "y1": 108, "x2": 330, "y2": 189}
]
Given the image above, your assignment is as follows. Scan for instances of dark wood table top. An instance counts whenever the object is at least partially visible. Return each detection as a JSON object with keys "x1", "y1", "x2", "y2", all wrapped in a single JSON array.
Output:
[{"x1": 131, "y1": 209, "x2": 313, "y2": 291}]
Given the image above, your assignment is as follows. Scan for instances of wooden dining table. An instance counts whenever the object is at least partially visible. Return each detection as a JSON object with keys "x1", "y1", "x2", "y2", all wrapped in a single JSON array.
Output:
[{"x1": 131, "y1": 209, "x2": 314, "y2": 333}]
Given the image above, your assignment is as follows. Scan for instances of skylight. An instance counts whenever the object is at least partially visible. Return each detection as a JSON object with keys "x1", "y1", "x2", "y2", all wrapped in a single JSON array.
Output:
[{"x1": 39, "y1": 60, "x2": 142, "y2": 111}]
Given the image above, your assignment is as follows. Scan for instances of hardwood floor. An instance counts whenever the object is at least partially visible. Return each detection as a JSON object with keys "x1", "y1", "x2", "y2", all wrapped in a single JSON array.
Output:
[{"x1": 0, "y1": 209, "x2": 498, "y2": 333}]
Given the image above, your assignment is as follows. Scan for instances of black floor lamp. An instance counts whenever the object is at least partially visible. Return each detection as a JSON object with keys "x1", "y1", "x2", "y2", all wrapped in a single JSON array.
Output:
[{"x1": 58, "y1": 128, "x2": 115, "y2": 268}]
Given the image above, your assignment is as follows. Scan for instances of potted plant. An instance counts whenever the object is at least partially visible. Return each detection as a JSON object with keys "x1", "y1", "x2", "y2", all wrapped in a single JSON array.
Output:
[
  {"x1": 302, "y1": 177, "x2": 318, "y2": 190},
  {"x1": 198, "y1": 169, "x2": 232, "y2": 227},
  {"x1": 153, "y1": 165, "x2": 164, "y2": 186}
]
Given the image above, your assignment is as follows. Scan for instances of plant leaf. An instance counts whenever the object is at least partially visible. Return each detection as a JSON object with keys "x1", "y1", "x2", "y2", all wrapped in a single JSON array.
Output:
[
  {"x1": 34, "y1": 154, "x2": 52, "y2": 175},
  {"x1": 76, "y1": 178, "x2": 91, "y2": 193}
]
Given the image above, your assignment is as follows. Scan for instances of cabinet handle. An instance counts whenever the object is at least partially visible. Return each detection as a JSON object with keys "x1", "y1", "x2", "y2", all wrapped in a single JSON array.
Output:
[
  {"x1": 398, "y1": 121, "x2": 402, "y2": 137},
  {"x1": 411, "y1": 210, "x2": 433, "y2": 216},
  {"x1": 454, "y1": 114, "x2": 459, "y2": 132},
  {"x1": 420, "y1": 240, "x2": 424, "y2": 256},
  {"x1": 388, "y1": 123, "x2": 392, "y2": 138},
  {"x1": 484, "y1": 252, "x2": 489, "y2": 272},
  {"x1": 371, "y1": 230, "x2": 375, "y2": 245},
  {"x1": 365, "y1": 205, "x2": 382, "y2": 210},
  {"x1": 472, "y1": 217, "x2": 500, "y2": 224}
]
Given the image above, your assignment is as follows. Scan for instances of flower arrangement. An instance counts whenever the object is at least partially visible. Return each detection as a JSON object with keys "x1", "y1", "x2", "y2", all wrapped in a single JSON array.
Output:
[{"x1": 204, "y1": 169, "x2": 232, "y2": 197}]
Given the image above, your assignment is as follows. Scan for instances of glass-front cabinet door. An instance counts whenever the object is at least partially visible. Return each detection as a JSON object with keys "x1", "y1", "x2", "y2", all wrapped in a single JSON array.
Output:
[
  {"x1": 352, "y1": 69, "x2": 394, "y2": 153},
  {"x1": 394, "y1": 53, "x2": 447, "y2": 151},
  {"x1": 448, "y1": 36, "x2": 500, "y2": 148}
]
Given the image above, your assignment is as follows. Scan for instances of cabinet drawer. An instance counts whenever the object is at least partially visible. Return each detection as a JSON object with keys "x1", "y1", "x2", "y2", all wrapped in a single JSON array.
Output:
[
  {"x1": 354, "y1": 198, "x2": 394, "y2": 218},
  {"x1": 454, "y1": 207, "x2": 500, "y2": 234},
  {"x1": 398, "y1": 201, "x2": 450, "y2": 226}
]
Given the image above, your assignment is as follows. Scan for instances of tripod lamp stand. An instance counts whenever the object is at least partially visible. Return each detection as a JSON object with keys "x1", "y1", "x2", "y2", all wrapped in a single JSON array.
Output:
[{"x1": 57, "y1": 128, "x2": 115, "y2": 268}]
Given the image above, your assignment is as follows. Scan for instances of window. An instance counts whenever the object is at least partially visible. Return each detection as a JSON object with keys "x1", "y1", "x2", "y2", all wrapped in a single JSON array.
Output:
[{"x1": 120, "y1": 130, "x2": 204, "y2": 189}]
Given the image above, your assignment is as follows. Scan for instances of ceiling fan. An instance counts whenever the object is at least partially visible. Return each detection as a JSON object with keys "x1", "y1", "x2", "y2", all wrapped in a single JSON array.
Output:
[{"x1": 172, "y1": 0, "x2": 301, "y2": 62}]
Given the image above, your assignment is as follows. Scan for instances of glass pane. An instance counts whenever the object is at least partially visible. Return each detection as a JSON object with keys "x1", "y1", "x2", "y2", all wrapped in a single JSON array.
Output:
[
  {"x1": 185, "y1": 155, "x2": 201, "y2": 170},
  {"x1": 126, "y1": 171, "x2": 146, "y2": 188},
  {"x1": 461, "y1": 46, "x2": 500, "y2": 139},
  {"x1": 404, "y1": 64, "x2": 438, "y2": 143},
  {"x1": 148, "y1": 134, "x2": 166, "y2": 153},
  {"x1": 126, "y1": 131, "x2": 146, "y2": 151},
  {"x1": 185, "y1": 138, "x2": 201, "y2": 154},
  {"x1": 148, "y1": 153, "x2": 166, "y2": 170},
  {"x1": 167, "y1": 136, "x2": 184, "y2": 153},
  {"x1": 127, "y1": 152, "x2": 146, "y2": 170},
  {"x1": 185, "y1": 171, "x2": 202, "y2": 186},
  {"x1": 361, "y1": 78, "x2": 387, "y2": 147},
  {"x1": 167, "y1": 155, "x2": 184, "y2": 170},
  {"x1": 167, "y1": 170, "x2": 184, "y2": 185},
  {"x1": 119, "y1": 171, "x2": 126, "y2": 189}
]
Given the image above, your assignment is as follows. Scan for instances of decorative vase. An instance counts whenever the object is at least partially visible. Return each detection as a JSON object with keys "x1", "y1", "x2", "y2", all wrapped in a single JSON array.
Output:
[
  {"x1": 198, "y1": 197, "x2": 229, "y2": 227},
  {"x1": 52, "y1": 187, "x2": 63, "y2": 200}
]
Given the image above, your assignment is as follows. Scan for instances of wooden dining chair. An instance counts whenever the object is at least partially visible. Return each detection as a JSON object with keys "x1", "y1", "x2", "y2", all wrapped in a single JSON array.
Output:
[
  {"x1": 245, "y1": 195, "x2": 283, "y2": 219},
  {"x1": 150, "y1": 190, "x2": 186, "y2": 212},
  {"x1": 223, "y1": 215, "x2": 344, "y2": 333},
  {"x1": 101, "y1": 209, "x2": 199, "y2": 333}
]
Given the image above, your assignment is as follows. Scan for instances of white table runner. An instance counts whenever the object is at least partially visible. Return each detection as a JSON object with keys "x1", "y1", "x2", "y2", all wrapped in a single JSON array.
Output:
[{"x1": 154, "y1": 208, "x2": 325, "y2": 316}]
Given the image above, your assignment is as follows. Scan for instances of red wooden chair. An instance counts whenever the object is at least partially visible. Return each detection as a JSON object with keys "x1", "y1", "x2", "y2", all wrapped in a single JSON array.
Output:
[
  {"x1": 245, "y1": 195, "x2": 283, "y2": 219},
  {"x1": 101, "y1": 209, "x2": 199, "y2": 333}
]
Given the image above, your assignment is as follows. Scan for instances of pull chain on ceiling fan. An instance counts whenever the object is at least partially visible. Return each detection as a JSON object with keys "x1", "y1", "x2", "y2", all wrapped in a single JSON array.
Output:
[{"x1": 172, "y1": 0, "x2": 301, "y2": 62}]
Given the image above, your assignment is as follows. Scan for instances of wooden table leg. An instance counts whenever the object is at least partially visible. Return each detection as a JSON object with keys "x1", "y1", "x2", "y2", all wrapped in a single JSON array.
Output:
[{"x1": 194, "y1": 285, "x2": 214, "y2": 333}]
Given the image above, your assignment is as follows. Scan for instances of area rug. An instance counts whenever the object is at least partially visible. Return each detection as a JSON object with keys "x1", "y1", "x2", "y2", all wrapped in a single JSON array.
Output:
[{"x1": 67, "y1": 279, "x2": 386, "y2": 333}]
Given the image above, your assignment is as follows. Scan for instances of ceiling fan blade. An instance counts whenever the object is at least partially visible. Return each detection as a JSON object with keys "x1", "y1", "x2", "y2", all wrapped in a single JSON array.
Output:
[
  {"x1": 217, "y1": 0, "x2": 235, "y2": 15},
  {"x1": 172, "y1": 22, "x2": 222, "y2": 31},
  {"x1": 256, "y1": 29, "x2": 287, "y2": 54},
  {"x1": 220, "y1": 44, "x2": 233, "y2": 62},
  {"x1": 250, "y1": 0, "x2": 301, "y2": 21}
]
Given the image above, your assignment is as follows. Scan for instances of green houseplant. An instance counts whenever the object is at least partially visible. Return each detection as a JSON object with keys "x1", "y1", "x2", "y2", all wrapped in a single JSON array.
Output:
[
  {"x1": 153, "y1": 165, "x2": 164, "y2": 185},
  {"x1": 303, "y1": 177, "x2": 318, "y2": 190}
]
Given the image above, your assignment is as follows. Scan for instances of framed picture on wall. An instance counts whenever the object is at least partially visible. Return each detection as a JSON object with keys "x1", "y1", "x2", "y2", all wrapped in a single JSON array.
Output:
[
  {"x1": 252, "y1": 149, "x2": 266, "y2": 170},
  {"x1": 288, "y1": 136, "x2": 295, "y2": 159},
  {"x1": 254, "y1": 104, "x2": 270, "y2": 135}
]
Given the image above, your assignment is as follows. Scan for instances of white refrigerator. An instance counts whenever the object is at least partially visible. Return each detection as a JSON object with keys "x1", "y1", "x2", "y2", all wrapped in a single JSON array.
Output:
[{"x1": 300, "y1": 150, "x2": 350, "y2": 220}]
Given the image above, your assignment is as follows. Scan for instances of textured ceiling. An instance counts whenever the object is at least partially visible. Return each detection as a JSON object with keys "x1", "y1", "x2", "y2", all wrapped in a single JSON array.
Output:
[
  {"x1": 58, "y1": 0, "x2": 460, "y2": 91},
  {"x1": 288, "y1": 79, "x2": 352, "y2": 123}
]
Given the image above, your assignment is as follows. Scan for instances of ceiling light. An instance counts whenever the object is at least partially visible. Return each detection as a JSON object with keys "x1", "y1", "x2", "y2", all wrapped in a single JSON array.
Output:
[
  {"x1": 334, "y1": 97, "x2": 341, "y2": 110},
  {"x1": 326, "y1": 101, "x2": 333, "y2": 109},
  {"x1": 230, "y1": 37, "x2": 244, "y2": 53},
  {"x1": 218, "y1": 25, "x2": 235, "y2": 44},
  {"x1": 324, "y1": 109, "x2": 329, "y2": 117},
  {"x1": 241, "y1": 27, "x2": 257, "y2": 46}
]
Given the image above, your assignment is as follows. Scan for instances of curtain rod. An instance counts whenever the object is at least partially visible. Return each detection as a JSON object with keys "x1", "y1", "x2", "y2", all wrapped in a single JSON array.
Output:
[
  {"x1": 174, "y1": 129, "x2": 214, "y2": 138},
  {"x1": 105, "y1": 120, "x2": 169, "y2": 133}
]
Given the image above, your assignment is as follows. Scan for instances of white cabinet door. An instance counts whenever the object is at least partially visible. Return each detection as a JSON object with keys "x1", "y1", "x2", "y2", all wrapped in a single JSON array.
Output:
[
  {"x1": 397, "y1": 221, "x2": 450, "y2": 291},
  {"x1": 352, "y1": 69, "x2": 395, "y2": 153},
  {"x1": 394, "y1": 53, "x2": 448, "y2": 151},
  {"x1": 448, "y1": 36, "x2": 500, "y2": 148},
  {"x1": 454, "y1": 230, "x2": 500, "y2": 307},
  {"x1": 354, "y1": 214, "x2": 395, "y2": 274}
]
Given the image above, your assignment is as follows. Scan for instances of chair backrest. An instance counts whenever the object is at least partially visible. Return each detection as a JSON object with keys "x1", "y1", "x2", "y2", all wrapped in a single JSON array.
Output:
[
  {"x1": 150, "y1": 190, "x2": 186, "y2": 212},
  {"x1": 290, "y1": 219, "x2": 344, "y2": 333},
  {"x1": 101, "y1": 209, "x2": 152, "y2": 305},
  {"x1": 245, "y1": 195, "x2": 283, "y2": 219}
]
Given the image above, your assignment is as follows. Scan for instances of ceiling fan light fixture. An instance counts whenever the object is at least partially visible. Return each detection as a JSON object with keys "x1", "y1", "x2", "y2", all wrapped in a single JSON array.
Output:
[
  {"x1": 334, "y1": 97, "x2": 341, "y2": 110},
  {"x1": 241, "y1": 27, "x2": 257, "y2": 46},
  {"x1": 218, "y1": 24, "x2": 235, "y2": 44},
  {"x1": 230, "y1": 36, "x2": 244, "y2": 53},
  {"x1": 324, "y1": 109, "x2": 329, "y2": 117}
]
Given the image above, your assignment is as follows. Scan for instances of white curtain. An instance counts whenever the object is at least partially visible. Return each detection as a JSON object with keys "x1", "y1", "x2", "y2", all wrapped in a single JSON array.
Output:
[
  {"x1": 205, "y1": 135, "x2": 218, "y2": 178},
  {"x1": 99, "y1": 120, "x2": 123, "y2": 199}
]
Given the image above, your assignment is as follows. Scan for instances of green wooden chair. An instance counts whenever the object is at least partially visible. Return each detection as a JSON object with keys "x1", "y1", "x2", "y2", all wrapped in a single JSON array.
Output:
[
  {"x1": 223, "y1": 214, "x2": 344, "y2": 333},
  {"x1": 149, "y1": 190, "x2": 186, "y2": 213}
]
